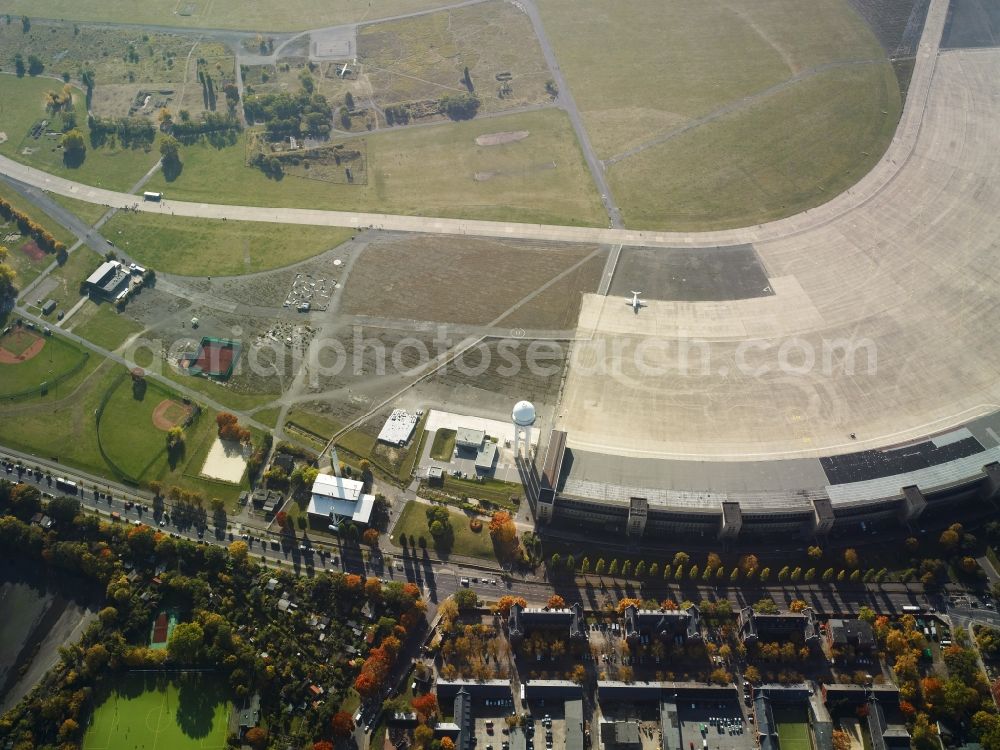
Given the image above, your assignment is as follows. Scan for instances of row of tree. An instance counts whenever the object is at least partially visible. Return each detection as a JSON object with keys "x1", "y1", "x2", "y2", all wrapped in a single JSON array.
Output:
[{"x1": 0, "y1": 198, "x2": 67, "y2": 256}]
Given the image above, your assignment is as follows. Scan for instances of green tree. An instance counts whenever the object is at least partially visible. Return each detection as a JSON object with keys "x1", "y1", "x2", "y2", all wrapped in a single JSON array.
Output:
[
  {"x1": 580, "y1": 557, "x2": 590, "y2": 574},
  {"x1": 634, "y1": 561, "x2": 646, "y2": 577},
  {"x1": 608, "y1": 559, "x2": 619, "y2": 576},
  {"x1": 837, "y1": 569, "x2": 847, "y2": 582},
  {"x1": 61, "y1": 129, "x2": 86, "y2": 166},
  {"x1": 790, "y1": 566, "x2": 802, "y2": 582},
  {"x1": 730, "y1": 568, "x2": 740, "y2": 582},
  {"x1": 160, "y1": 135, "x2": 181, "y2": 175},
  {"x1": 822, "y1": 567, "x2": 835, "y2": 582},
  {"x1": 621, "y1": 560, "x2": 632, "y2": 577},
  {"x1": 850, "y1": 570, "x2": 862, "y2": 583},
  {"x1": 662, "y1": 564, "x2": 672, "y2": 580},
  {"x1": 345, "y1": 91, "x2": 354, "y2": 109},
  {"x1": 649, "y1": 562, "x2": 659, "y2": 579},
  {"x1": 758, "y1": 567, "x2": 770, "y2": 582},
  {"x1": 440, "y1": 92, "x2": 479, "y2": 120},
  {"x1": 688, "y1": 564, "x2": 700, "y2": 580},
  {"x1": 595, "y1": 558, "x2": 606, "y2": 575},
  {"x1": 13, "y1": 53, "x2": 25, "y2": 77},
  {"x1": 27, "y1": 54, "x2": 44, "y2": 76},
  {"x1": 167, "y1": 621, "x2": 204, "y2": 663},
  {"x1": 777, "y1": 566, "x2": 790, "y2": 582}
]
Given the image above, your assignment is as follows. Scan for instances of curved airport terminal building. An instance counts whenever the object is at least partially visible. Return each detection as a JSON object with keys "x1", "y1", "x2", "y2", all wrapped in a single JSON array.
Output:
[{"x1": 525, "y1": 0, "x2": 1000, "y2": 543}]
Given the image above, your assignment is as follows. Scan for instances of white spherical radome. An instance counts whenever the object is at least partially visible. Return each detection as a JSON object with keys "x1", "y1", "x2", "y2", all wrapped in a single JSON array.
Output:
[{"x1": 512, "y1": 400, "x2": 536, "y2": 426}]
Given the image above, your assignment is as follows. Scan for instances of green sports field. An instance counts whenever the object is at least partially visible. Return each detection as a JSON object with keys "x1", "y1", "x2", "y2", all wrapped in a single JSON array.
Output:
[
  {"x1": 0, "y1": 329, "x2": 89, "y2": 397},
  {"x1": 773, "y1": 705, "x2": 812, "y2": 750},
  {"x1": 83, "y1": 673, "x2": 230, "y2": 750}
]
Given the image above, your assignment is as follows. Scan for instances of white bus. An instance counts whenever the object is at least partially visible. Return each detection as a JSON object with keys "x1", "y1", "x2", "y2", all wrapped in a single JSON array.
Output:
[
  {"x1": 902, "y1": 605, "x2": 922, "y2": 613},
  {"x1": 143, "y1": 191, "x2": 163, "y2": 201}
]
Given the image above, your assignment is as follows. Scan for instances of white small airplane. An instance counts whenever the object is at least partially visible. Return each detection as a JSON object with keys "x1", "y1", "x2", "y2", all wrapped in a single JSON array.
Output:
[
  {"x1": 337, "y1": 62, "x2": 351, "y2": 78},
  {"x1": 626, "y1": 290, "x2": 646, "y2": 313}
]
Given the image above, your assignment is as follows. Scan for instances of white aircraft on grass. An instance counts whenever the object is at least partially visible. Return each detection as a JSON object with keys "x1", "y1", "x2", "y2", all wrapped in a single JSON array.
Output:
[{"x1": 626, "y1": 290, "x2": 646, "y2": 314}]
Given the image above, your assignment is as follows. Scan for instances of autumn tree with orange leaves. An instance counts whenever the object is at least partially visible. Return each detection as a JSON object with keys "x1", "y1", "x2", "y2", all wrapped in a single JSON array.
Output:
[
  {"x1": 495, "y1": 595, "x2": 527, "y2": 616},
  {"x1": 330, "y1": 711, "x2": 355, "y2": 737},
  {"x1": 489, "y1": 511, "x2": 518, "y2": 555},
  {"x1": 411, "y1": 693, "x2": 439, "y2": 722}
]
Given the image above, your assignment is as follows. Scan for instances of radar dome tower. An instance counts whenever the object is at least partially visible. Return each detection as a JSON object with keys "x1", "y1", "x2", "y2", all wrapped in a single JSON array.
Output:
[{"x1": 512, "y1": 400, "x2": 536, "y2": 458}]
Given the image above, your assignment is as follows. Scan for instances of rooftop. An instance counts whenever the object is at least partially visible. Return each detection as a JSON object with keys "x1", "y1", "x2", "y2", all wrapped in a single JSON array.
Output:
[{"x1": 377, "y1": 409, "x2": 419, "y2": 446}]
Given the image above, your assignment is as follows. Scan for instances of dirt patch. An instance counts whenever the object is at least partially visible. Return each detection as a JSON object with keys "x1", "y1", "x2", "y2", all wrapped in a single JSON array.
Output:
[
  {"x1": 19, "y1": 240, "x2": 47, "y2": 262},
  {"x1": 475, "y1": 130, "x2": 530, "y2": 146},
  {"x1": 0, "y1": 132, "x2": 8, "y2": 145},
  {"x1": 473, "y1": 171, "x2": 497, "y2": 182},
  {"x1": 339, "y1": 234, "x2": 601, "y2": 327},
  {"x1": 151, "y1": 398, "x2": 193, "y2": 431},
  {"x1": 0, "y1": 330, "x2": 45, "y2": 364}
]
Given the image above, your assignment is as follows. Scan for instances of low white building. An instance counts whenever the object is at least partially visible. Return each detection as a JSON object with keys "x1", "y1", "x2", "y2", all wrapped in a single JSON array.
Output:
[{"x1": 307, "y1": 473, "x2": 375, "y2": 525}]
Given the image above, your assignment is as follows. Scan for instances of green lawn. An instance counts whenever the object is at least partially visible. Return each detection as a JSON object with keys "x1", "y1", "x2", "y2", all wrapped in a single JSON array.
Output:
[
  {"x1": 0, "y1": 75, "x2": 158, "y2": 192},
  {"x1": 143, "y1": 109, "x2": 605, "y2": 227},
  {"x1": 429, "y1": 428, "x2": 456, "y2": 461},
  {"x1": 250, "y1": 406, "x2": 283, "y2": 429},
  {"x1": 608, "y1": 62, "x2": 900, "y2": 230},
  {"x1": 159, "y1": 366, "x2": 278, "y2": 413},
  {"x1": 97, "y1": 374, "x2": 183, "y2": 482},
  {"x1": 0, "y1": 358, "x2": 120, "y2": 479},
  {"x1": 83, "y1": 672, "x2": 230, "y2": 750},
  {"x1": 4, "y1": 0, "x2": 449, "y2": 31},
  {"x1": 100, "y1": 212, "x2": 354, "y2": 276},
  {"x1": 439, "y1": 474, "x2": 522, "y2": 507},
  {"x1": 0, "y1": 329, "x2": 89, "y2": 397},
  {"x1": 539, "y1": 0, "x2": 897, "y2": 229},
  {"x1": 112, "y1": 376, "x2": 249, "y2": 503},
  {"x1": 391, "y1": 500, "x2": 496, "y2": 562},
  {"x1": 1, "y1": 236, "x2": 53, "y2": 290},
  {"x1": 287, "y1": 408, "x2": 376, "y2": 458},
  {"x1": 50, "y1": 192, "x2": 111, "y2": 227},
  {"x1": 70, "y1": 302, "x2": 144, "y2": 352},
  {"x1": 23, "y1": 247, "x2": 103, "y2": 318}
]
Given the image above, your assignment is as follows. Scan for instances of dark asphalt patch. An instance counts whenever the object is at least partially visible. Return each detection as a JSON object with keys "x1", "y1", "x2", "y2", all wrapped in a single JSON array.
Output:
[
  {"x1": 608, "y1": 245, "x2": 773, "y2": 302},
  {"x1": 941, "y1": 0, "x2": 1000, "y2": 48},
  {"x1": 821, "y1": 434, "x2": 985, "y2": 484}
]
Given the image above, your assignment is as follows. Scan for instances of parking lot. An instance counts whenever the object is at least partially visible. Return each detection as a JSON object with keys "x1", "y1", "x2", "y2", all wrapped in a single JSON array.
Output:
[
  {"x1": 473, "y1": 697, "x2": 518, "y2": 750},
  {"x1": 676, "y1": 700, "x2": 753, "y2": 750},
  {"x1": 518, "y1": 705, "x2": 566, "y2": 750}
]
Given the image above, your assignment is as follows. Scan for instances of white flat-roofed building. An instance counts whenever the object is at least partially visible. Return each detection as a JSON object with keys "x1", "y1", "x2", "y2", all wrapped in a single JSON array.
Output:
[
  {"x1": 378, "y1": 409, "x2": 419, "y2": 446},
  {"x1": 307, "y1": 473, "x2": 375, "y2": 525},
  {"x1": 456, "y1": 427, "x2": 486, "y2": 450}
]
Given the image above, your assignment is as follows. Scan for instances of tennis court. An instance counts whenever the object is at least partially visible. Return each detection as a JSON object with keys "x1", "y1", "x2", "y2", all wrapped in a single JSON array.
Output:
[{"x1": 149, "y1": 611, "x2": 177, "y2": 650}]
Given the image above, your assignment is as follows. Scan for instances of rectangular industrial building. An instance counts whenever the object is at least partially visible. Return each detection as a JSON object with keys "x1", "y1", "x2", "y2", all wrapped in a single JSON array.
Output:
[
  {"x1": 475, "y1": 442, "x2": 498, "y2": 473},
  {"x1": 456, "y1": 427, "x2": 486, "y2": 450},
  {"x1": 85, "y1": 260, "x2": 131, "y2": 300},
  {"x1": 377, "y1": 409, "x2": 419, "y2": 446}
]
